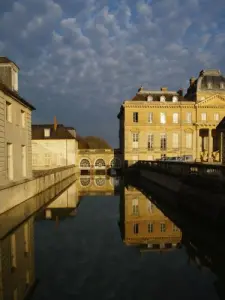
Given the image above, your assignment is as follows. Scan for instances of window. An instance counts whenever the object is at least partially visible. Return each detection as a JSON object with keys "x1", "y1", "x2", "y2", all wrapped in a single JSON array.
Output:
[
  {"x1": 173, "y1": 224, "x2": 179, "y2": 232},
  {"x1": 160, "y1": 112, "x2": 166, "y2": 124},
  {"x1": 13, "y1": 288, "x2": 18, "y2": 300},
  {"x1": 44, "y1": 128, "x2": 50, "y2": 137},
  {"x1": 11, "y1": 233, "x2": 16, "y2": 269},
  {"x1": 160, "y1": 96, "x2": 166, "y2": 102},
  {"x1": 201, "y1": 113, "x2": 207, "y2": 121},
  {"x1": 6, "y1": 102, "x2": 12, "y2": 122},
  {"x1": 133, "y1": 112, "x2": 138, "y2": 123},
  {"x1": 21, "y1": 145, "x2": 26, "y2": 177},
  {"x1": 21, "y1": 110, "x2": 25, "y2": 127},
  {"x1": 7, "y1": 143, "x2": 13, "y2": 180},
  {"x1": 148, "y1": 202, "x2": 154, "y2": 213},
  {"x1": 214, "y1": 113, "x2": 219, "y2": 121},
  {"x1": 132, "y1": 198, "x2": 139, "y2": 215},
  {"x1": 207, "y1": 82, "x2": 212, "y2": 89},
  {"x1": 148, "y1": 223, "x2": 154, "y2": 233},
  {"x1": 186, "y1": 112, "x2": 192, "y2": 123},
  {"x1": 44, "y1": 153, "x2": 51, "y2": 165},
  {"x1": 220, "y1": 82, "x2": 225, "y2": 89},
  {"x1": 172, "y1": 113, "x2": 179, "y2": 124},
  {"x1": 185, "y1": 132, "x2": 192, "y2": 149},
  {"x1": 26, "y1": 270, "x2": 30, "y2": 288},
  {"x1": 148, "y1": 112, "x2": 153, "y2": 123},
  {"x1": 160, "y1": 223, "x2": 166, "y2": 232},
  {"x1": 147, "y1": 134, "x2": 154, "y2": 150},
  {"x1": 132, "y1": 133, "x2": 139, "y2": 149},
  {"x1": 160, "y1": 133, "x2": 167, "y2": 150},
  {"x1": 133, "y1": 224, "x2": 139, "y2": 234},
  {"x1": 172, "y1": 133, "x2": 179, "y2": 149},
  {"x1": 172, "y1": 96, "x2": 178, "y2": 102},
  {"x1": 12, "y1": 69, "x2": 18, "y2": 91},
  {"x1": 24, "y1": 222, "x2": 29, "y2": 254}
]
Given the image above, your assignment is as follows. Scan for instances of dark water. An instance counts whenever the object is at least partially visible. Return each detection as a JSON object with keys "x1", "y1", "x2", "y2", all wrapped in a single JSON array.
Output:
[{"x1": 2, "y1": 177, "x2": 225, "y2": 300}]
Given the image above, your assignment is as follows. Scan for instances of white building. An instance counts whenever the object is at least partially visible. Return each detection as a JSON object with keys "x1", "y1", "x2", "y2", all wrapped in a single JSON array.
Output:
[
  {"x1": 0, "y1": 57, "x2": 35, "y2": 187},
  {"x1": 32, "y1": 123, "x2": 78, "y2": 170}
]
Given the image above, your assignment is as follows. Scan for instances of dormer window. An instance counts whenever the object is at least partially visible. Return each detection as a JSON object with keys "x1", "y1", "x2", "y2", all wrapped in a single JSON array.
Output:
[
  {"x1": 172, "y1": 96, "x2": 178, "y2": 103},
  {"x1": 207, "y1": 82, "x2": 212, "y2": 89},
  {"x1": 44, "y1": 128, "x2": 50, "y2": 137},
  {"x1": 12, "y1": 69, "x2": 18, "y2": 91},
  {"x1": 160, "y1": 96, "x2": 166, "y2": 102},
  {"x1": 220, "y1": 82, "x2": 225, "y2": 89},
  {"x1": 147, "y1": 95, "x2": 153, "y2": 102}
]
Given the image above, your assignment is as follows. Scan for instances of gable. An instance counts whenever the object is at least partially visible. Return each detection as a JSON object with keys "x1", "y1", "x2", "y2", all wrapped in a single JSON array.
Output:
[{"x1": 197, "y1": 94, "x2": 225, "y2": 107}]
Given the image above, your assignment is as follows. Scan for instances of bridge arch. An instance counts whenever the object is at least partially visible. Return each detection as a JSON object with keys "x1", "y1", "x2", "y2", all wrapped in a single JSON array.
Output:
[
  {"x1": 80, "y1": 176, "x2": 91, "y2": 187},
  {"x1": 94, "y1": 177, "x2": 106, "y2": 187},
  {"x1": 94, "y1": 158, "x2": 106, "y2": 169},
  {"x1": 80, "y1": 158, "x2": 91, "y2": 169},
  {"x1": 110, "y1": 158, "x2": 121, "y2": 169}
]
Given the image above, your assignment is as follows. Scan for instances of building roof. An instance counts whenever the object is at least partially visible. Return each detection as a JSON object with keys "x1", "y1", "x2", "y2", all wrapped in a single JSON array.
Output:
[
  {"x1": 185, "y1": 69, "x2": 225, "y2": 99},
  {"x1": 0, "y1": 81, "x2": 35, "y2": 110},
  {"x1": 0, "y1": 56, "x2": 20, "y2": 70},
  {"x1": 32, "y1": 124, "x2": 76, "y2": 140},
  {"x1": 132, "y1": 91, "x2": 185, "y2": 102},
  {"x1": 216, "y1": 117, "x2": 225, "y2": 131}
]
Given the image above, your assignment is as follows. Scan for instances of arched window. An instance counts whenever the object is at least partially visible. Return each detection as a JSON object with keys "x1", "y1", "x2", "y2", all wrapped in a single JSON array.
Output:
[
  {"x1": 95, "y1": 159, "x2": 106, "y2": 168},
  {"x1": 110, "y1": 158, "x2": 121, "y2": 168},
  {"x1": 80, "y1": 177, "x2": 91, "y2": 186},
  {"x1": 80, "y1": 159, "x2": 91, "y2": 168},
  {"x1": 95, "y1": 177, "x2": 106, "y2": 186}
]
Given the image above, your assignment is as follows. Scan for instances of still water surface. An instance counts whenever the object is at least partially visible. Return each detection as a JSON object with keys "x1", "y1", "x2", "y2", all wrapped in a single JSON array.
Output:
[{"x1": 2, "y1": 176, "x2": 224, "y2": 300}]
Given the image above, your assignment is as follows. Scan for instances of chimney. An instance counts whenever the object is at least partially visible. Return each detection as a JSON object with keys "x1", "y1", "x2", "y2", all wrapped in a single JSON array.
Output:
[
  {"x1": 54, "y1": 116, "x2": 58, "y2": 131},
  {"x1": 0, "y1": 57, "x2": 19, "y2": 92},
  {"x1": 177, "y1": 89, "x2": 183, "y2": 96},
  {"x1": 189, "y1": 77, "x2": 195, "y2": 86},
  {"x1": 160, "y1": 86, "x2": 168, "y2": 92}
]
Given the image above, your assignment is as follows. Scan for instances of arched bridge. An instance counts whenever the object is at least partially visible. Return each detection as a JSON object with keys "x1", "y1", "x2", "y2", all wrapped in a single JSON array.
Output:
[{"x1": 78, "y1": 149, "x2": 123, "y2": 175}]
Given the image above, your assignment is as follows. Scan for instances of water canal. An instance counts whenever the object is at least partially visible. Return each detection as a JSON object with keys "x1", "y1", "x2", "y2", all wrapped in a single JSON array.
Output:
[{"x1": 1, "y1": 176, "x2": 224, "y2": 300}]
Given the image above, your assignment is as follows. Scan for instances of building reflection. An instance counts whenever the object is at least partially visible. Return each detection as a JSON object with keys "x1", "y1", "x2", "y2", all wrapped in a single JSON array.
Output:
[
  {"x1": 119, "y1": 185, "x2": 182, "y2": 252},
  {"x1": 0, "y1": 215, "x2": 36, "y2": 300},
  {"x1": 36, "y1": 181, "x2": 80, "y2": 221},
  {"x1": 78, "y1": 175, "x2": 121, "y2": 196}
]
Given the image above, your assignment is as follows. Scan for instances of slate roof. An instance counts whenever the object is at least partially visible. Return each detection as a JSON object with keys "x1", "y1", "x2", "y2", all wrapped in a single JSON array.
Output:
[
  {"x1": 0, "y1": 81, "x2": 35, "y2": 110},
  {"x1": 32, "y1": 124, "x2": 76, "y2": 140},
  {"x1": 132, "y1": 92, "x2": 185, "y2": 102},
  {"x1": 0, "y1": 56, "x2": 20, "y2": 69}
]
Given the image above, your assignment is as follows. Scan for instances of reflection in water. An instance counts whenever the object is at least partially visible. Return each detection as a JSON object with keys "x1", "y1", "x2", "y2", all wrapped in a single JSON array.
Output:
[
  {"x1": 119, "y1": 185, "x2": 182, "y2": 252},
  {"x1": 1, "y1": 176, "x2": 225, "y2": 299},
  {"x1": 0, "y1": 216, "x2": 36, "y2": 300}
]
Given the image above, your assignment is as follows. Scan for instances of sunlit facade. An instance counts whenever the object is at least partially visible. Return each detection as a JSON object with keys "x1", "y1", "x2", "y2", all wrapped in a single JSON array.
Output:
[{"x1": 118, "y1": 69, "x2": 225, "y2": 165}]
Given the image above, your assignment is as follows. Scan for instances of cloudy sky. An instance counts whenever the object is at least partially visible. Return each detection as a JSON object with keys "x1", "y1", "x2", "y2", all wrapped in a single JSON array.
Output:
[{"x1": 1, "y1": 0, "x2": 225, "y2": 147}]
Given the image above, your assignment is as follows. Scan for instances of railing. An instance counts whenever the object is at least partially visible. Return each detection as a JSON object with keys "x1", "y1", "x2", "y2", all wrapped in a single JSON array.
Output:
[
  {"x1": 32, "y1": 165, "x2": 76, "y2": 178},
  {"x1": 131, "y1": 160, "x2": 225, "y2": 181},
  {"x1": 78, "y1": 149, "x2": 114, "y2": 154}
]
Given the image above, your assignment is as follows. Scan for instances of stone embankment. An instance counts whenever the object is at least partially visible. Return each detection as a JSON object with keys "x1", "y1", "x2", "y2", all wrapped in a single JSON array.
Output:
[{"x1": 0, "y1": 165, "x2": 78, "y2": 215}]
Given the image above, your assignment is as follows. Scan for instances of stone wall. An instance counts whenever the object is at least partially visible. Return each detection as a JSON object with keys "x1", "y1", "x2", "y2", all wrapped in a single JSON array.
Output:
[{"x1": 0, "y1": 165, "x2": 77, "y2": 215}]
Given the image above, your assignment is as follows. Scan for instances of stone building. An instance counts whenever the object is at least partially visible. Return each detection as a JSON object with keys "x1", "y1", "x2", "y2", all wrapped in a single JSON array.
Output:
[
  {"x1": 119, "y1": 186, "x2": 181, "y2": 251},
  {"x1": 118, "y1": 69, "x2": 225, "y2": 164},
  {"x1": 32, "y1": 121, "x2": 78, "y2": 170},
  {"x1": 0, "y1": 57, "x2": 35, "y2": 186}
]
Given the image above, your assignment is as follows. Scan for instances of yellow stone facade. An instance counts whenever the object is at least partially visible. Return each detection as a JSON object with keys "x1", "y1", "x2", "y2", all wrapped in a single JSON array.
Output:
[
  {"x1": 120, "y1": 186, "x2": 182, "y2": 251},
  {"x1": 118, "y1": 69, "x2": 225, "y2": 164}
]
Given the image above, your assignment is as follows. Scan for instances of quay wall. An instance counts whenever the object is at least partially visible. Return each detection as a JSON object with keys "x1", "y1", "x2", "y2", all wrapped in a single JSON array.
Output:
[{"x1": 0, "y1": 165, "x2": 77, "y2": 215}]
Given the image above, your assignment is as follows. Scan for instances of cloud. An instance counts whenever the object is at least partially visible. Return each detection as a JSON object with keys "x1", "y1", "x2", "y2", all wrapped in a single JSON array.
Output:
[{"x1": 1, "y1": 0, "x2": 225, "y2": 146}]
